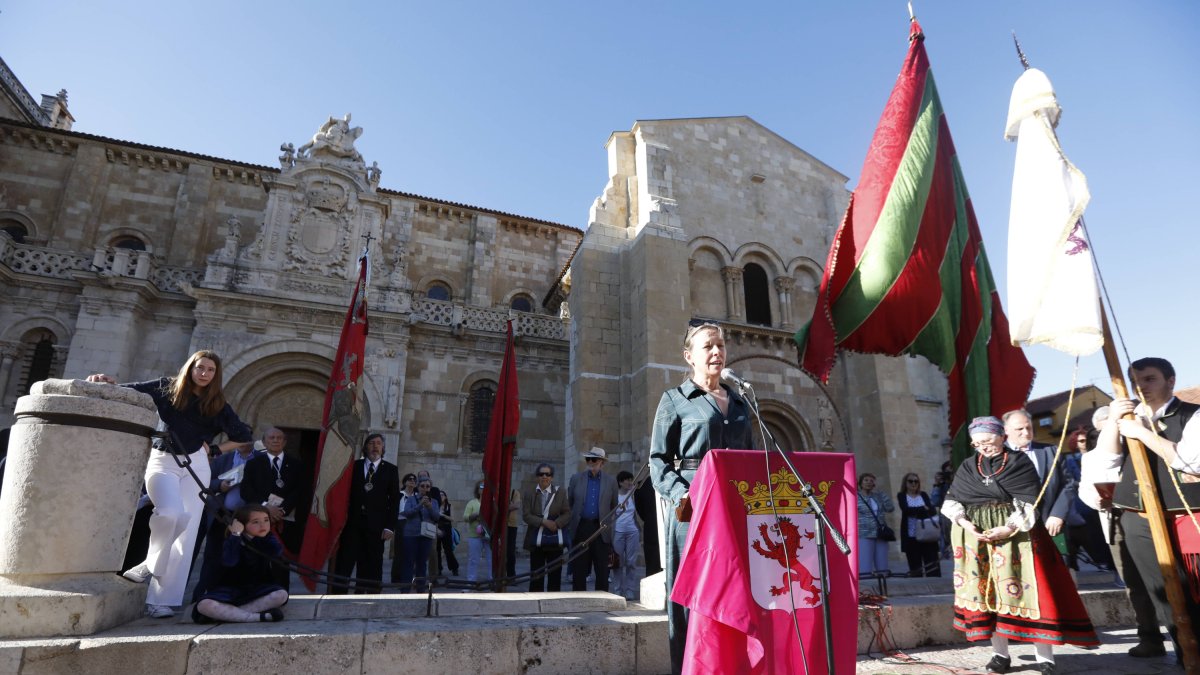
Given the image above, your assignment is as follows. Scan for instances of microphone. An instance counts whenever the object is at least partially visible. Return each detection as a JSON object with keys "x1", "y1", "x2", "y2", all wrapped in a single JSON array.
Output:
[{"x1": 720, "y1": 368, "x2": 752, "y2": 390}]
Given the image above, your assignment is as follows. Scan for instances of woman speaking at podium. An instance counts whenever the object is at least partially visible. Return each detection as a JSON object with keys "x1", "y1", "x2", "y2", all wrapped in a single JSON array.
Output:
[{"x1": 650, "y1": 320, "x2": 754, "y2": 675}]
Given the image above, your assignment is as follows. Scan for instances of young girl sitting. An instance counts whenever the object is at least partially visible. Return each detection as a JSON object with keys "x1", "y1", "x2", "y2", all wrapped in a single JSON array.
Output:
[{"x1": 192, "y1": 505, "x2": 289, "y2": 623}]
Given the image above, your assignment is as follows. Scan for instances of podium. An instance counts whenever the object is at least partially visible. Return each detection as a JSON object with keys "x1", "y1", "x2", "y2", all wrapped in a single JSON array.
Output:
[{"x1": 671, "y1": 449, "x2": 858, "y2": 675}]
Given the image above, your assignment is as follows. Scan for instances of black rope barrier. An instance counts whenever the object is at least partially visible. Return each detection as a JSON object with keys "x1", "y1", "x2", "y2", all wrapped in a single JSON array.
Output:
[{"x1": 159, "y1": 428, "x2": 655, "y2": 607}]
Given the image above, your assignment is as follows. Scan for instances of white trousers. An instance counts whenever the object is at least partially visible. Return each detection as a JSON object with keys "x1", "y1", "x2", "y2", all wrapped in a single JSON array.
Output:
[{"x1": 143, "y1": 448, "x2": 210, "y2": 606}]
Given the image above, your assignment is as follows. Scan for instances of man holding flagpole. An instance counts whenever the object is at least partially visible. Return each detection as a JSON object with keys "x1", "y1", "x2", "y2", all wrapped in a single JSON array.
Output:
[
  {"x1": 1004, "y1": 48, "x2": 1200, "y2": 668},
  {"x1": 1089, "y1": 358, "x2": 1200, "y2": 660}
]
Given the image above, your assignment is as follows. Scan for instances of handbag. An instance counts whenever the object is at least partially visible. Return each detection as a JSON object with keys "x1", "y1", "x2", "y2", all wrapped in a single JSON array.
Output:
[
  {"x1": 914, "y1": 518, "x2": 940, "y2": 543},
  {"x1": 859, "y1": 492, "x2": 895, "y2": 541},
  {"x1": 420, "y1": 521, "x2": 438, "y2": 539},
  {"x1": 535, "y1": 487, "x2": 564, "y2": 549},
  {"x1": 913, "y1": 493, "x2": 940, "y2": 543}
]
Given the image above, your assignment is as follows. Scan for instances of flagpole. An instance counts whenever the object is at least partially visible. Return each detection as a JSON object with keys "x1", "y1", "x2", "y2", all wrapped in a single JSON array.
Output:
[{"x1": 1099, "y1": 304, "x2": 1200, "y2": 671}]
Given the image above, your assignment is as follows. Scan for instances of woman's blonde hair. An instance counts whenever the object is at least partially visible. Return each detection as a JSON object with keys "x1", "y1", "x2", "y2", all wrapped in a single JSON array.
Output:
[
  {"x1": 169, "y1": 350, "x2": 227, "y2": 417},
  {"x1": 683, "y1": 322, "x2": 723, "y2": 350}
]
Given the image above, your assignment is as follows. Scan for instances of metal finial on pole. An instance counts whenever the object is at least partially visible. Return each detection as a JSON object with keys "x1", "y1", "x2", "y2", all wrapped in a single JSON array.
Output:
[
  {"x1": 907, "y1": 1, "x2": 915, "y2": 21},
  {"x1": 1012, "y1": 31, "x2": 1031, "y2": 70}
]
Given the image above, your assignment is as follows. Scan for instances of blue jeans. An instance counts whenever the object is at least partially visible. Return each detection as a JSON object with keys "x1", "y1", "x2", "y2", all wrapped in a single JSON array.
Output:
[
  {"x1": 398, "y1": 535, "x2": 433, "y2": 591},
  {"x1": 858, "y1": 536, "x2": 891, "y2": 575},
  {"x1": 467, "y1": 537, "x2": 492, "y2": 582}
]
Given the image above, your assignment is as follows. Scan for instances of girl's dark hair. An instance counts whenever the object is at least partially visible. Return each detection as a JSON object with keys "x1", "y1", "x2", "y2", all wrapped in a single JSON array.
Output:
[
  {"x1": 616, "y1": 470, "x2": 634, "y2": 483},
  {"x1": 233, "y1": 504, "x2": 270, "y2": 526},
  {"x1": 401, "y1": 473, "x2": 417, "y2": 485}
]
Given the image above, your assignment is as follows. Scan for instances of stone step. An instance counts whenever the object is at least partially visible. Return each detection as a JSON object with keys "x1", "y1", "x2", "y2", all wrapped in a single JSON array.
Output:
[{"x1": 0, "y1": 588, "x2": 1141, "y2": 674}]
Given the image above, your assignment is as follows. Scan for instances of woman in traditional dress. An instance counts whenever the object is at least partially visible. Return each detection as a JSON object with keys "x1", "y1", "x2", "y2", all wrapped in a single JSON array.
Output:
[{"x1": 942, "y1": 416, "x2": 1098, "y2": 674}]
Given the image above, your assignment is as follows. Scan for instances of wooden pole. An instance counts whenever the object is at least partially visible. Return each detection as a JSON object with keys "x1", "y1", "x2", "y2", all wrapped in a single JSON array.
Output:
[{"x1": 1099, "y1": 304, "x2": 1200, "y2": 671}]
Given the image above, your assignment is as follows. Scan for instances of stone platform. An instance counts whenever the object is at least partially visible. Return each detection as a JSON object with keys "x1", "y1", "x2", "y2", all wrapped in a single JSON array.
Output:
[{"x1": 0, "y1": 565, "x2": 1142, "y2": 674}]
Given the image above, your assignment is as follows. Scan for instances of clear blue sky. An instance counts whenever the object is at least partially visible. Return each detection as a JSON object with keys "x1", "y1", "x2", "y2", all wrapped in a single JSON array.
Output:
[{"x1": 3, "y1": 1, "x2": 1197, "y2": 401}]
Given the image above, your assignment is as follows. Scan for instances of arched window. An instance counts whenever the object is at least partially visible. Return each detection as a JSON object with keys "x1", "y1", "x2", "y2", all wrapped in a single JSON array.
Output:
[
  {"x1": 510, "y1": 294, "x2": 534, "y2": 313},
  {"x1": 111, "y1": 236, "x2": 146, "y2": 251},
  {"x1": 1, "y1": 220, "x2": 28, "y2": 244},
  {"x1": 743, "y1": 263, "x2": 772, "y2": 326},
  {"x1": 464, "y1": 380, "x2": 496, "y2": 454},
  {"x1": 19, "y1": 330, "x2": 57, "y2": 396},
  {"x1": 426, "y1": 282, "x2": 451, "y2": 302}
]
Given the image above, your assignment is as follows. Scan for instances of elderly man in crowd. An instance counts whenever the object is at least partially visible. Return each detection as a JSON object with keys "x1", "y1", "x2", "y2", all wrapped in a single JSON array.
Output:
[
  {"x1": 567, "y1": 447, "x2": 618, "y2": 592},
  {"x1": 1003, "y1": 409, "x2": 1077, "y2": 537}
]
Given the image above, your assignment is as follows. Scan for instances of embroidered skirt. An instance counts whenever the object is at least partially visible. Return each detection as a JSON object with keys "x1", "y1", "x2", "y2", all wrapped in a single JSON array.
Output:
[{"x1": 951, "y1": 503, "x2": 1098, "y2": 646}]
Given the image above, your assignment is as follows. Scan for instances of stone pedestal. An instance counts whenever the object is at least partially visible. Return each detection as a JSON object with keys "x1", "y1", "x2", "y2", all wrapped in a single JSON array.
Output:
[{"x1": 0, "y1": 379, "x2": 159, "y2": 638}]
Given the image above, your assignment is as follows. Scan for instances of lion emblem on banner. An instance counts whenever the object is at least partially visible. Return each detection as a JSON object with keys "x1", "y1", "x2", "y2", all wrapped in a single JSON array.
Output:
[{"x1": 735, "y1": 471, "x2": 834, "y2": 610}]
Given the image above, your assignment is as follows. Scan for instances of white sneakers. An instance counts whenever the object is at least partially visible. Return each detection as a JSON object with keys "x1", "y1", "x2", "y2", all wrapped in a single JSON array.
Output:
[
  {"x1": 121, "y1": 563, "x2": 152, "y2": 584},
  {"x1": 145, "y1": 603, "x2": 174, "y2": 619}
]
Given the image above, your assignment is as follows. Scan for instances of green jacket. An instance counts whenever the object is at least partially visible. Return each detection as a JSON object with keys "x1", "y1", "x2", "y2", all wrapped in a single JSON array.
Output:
[{"x1": 649, "y1": 379, "x2": 755, "y2": 505}]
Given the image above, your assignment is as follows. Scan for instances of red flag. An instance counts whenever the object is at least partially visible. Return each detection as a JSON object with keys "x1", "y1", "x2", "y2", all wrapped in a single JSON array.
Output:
[
  {"x1": 298, "y1": 251, "x2": 370, "y2": 591},
  {"x1": 795, "y1": 21, "x2": 1034, "y2": 464},
  {"x1": 672, "y1": 449, "x2": 858, "y2": 674},
  {"x1": 480, "y1": 320, "x2": 520, "y2": 579}
]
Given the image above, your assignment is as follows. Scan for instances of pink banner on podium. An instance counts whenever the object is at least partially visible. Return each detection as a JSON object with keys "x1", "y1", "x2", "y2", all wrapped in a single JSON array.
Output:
[{"x1": 672, "y1": 449, "x2": 858, "y2": 675}]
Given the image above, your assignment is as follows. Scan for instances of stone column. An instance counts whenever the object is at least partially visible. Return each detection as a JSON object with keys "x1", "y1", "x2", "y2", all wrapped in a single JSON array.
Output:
[
  {"x1": 774, "y1": 276, "x2": 795, "y2": 329},
  {"x1": 0, "y1": 378, "x2": 159, "y2": 638},
  {"x1": 721, "y1": 266, "x2": 744, "y2": 321}
]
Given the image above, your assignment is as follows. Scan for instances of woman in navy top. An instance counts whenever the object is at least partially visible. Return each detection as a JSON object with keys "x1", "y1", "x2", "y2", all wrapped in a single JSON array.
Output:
[{"x1": 88, "y1": 349, "x2": 252, "y2": 618}]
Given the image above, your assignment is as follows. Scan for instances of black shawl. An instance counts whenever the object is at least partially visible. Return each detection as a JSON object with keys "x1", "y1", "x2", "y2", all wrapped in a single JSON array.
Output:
[{"x1": 945, "y1": 449, "x2": 1040, "y2": 505}]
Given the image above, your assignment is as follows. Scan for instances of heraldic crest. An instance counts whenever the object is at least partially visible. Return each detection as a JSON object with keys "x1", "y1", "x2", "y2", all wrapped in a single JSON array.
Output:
[{"x1": 734, "y1": 470, "x2": 835, "y2": 609}]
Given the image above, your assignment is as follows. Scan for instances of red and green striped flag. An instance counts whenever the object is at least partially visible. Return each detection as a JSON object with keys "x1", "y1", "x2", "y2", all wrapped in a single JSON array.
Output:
[{"x1": 796, "y1": 21, "x2": 1035, "y2": 465}]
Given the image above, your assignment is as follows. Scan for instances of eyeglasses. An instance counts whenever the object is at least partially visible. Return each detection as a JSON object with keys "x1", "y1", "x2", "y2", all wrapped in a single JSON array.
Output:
[
  {"x1": 536, "y1": 472, "x2": 552, "y2": 477},
  {"x1": 970, "y1": 441, "x2": 997, "y2": 449},
  {"x1": 684, "y1": 319, "x2": 721, "y2": 346},
  {"x1": 906, "y1": 479, "x2": 919, "y2": 484},
  {"x1": 585, "y1": 458, "x2": 601, "y2": 463}
]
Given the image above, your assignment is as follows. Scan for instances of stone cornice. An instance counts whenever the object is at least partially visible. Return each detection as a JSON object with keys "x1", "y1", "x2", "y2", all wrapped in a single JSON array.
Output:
[{"x1": 1, "y1": 125, "x2": 76, "y2": 156}]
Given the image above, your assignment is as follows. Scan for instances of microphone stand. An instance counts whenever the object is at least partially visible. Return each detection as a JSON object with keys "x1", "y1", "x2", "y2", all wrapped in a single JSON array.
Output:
[{"x1": 737, "y1": 380, "x2": 849, "y2": 675}]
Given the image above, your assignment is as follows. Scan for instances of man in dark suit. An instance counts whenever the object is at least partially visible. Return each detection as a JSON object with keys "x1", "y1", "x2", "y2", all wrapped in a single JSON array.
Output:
[
  {"x1": 240, "y1": 427, "x2": 306, "y2": 589},
  {"x1": 332, "y1": 433, "x2": 400, "y2": 594},
  {"x1": 567, "y1": 446, "x2": 619, "y2": 592},
  {"x1": 1004, "y1": 409, "x2": 1077, "y2": 535}
]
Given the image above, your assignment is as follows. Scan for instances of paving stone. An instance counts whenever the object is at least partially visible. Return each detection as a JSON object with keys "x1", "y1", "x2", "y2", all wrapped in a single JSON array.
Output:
[
  {"x1": 186, "y1": 619, "x2": 366, "y2": 675},
  {"x1": 363, "y1": 616, "x2": 520, "y2": 674}
]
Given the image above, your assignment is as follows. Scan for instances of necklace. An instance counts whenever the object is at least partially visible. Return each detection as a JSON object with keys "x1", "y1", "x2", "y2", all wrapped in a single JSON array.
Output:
[{"x1": 976, "y1": 452, "x2": 1009, "y2": 486}]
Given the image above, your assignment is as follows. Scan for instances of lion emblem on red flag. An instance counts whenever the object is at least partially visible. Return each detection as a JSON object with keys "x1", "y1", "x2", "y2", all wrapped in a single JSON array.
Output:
[
  {"x1": 751, "y1": 517, "x2": 821, "y2": 604},
  {"x1": 737, "y1": 472, "x2": 834, "y2": 611}
]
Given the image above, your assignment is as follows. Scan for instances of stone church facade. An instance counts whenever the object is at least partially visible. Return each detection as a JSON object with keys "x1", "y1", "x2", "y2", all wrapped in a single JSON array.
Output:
[{"x1": 1, "y1": 56, "x2": 953, "y2": 546}]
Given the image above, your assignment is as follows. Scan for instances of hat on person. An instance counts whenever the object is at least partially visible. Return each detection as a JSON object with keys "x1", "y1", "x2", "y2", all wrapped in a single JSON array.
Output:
[
  {"x1": 967, "y1": 416, "x2": 1004, "y2": 436},
  {"x1": 583, "y1": 447, "x2": 607, "y2": 461}
]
